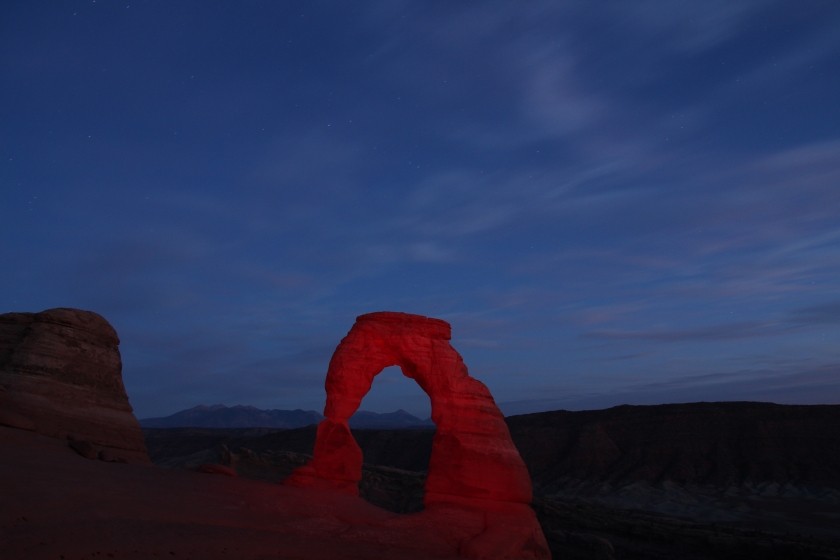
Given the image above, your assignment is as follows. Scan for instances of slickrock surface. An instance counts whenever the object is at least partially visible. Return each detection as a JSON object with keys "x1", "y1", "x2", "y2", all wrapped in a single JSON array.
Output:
[
  {"x1": 0, "y1": 307, "x2": 148, "y2": 463},
  {"x1": 0, "y1": 426, "x2": 467, "y2": 560}
]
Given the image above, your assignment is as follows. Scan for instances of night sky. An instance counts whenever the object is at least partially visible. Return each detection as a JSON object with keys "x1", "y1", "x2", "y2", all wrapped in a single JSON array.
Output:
[{"x1": 3, "y1": 2, "x2": 840, "y2": 419}]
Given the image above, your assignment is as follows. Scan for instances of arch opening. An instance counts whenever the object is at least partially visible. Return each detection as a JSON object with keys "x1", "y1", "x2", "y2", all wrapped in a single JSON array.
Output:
[
  {"x1": 352, "y1": 365, "x2": 431, "y2": 421},
  {"x1": 351, "y1": 365, "x2": 435, "y2": 513}
]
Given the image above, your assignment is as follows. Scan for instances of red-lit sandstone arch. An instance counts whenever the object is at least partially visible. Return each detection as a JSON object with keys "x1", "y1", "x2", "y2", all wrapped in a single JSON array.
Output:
[
  {"x1": 285, "y1": 312, "x2": 550, "y2": 558},
  {"x1": 285, "y1": 311, "x2": 533, "y2": 508}
]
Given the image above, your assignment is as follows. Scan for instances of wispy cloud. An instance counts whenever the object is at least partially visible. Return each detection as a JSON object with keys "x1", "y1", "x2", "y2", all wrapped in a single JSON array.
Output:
[
  {"x1": 788, "y1": 301, "x2": 840, "y2": 326},
  {"x1": 518, "y1": 45, "x2": 605, "y2": 138},
  {"x1": 500, "y1": 362, "x2": 840, "y2": 415},
  {"x1": 583, "y1": 321, "x2": 784, "y2": 343},
  {"x1": 624, "y1": 364, "x2": 840, "y2": 405},
  {"x1": 582, "y1": 298, "x2": 840, "y2": 344},
  {"x1": 613, "y1": 1, "x2": 760, "y2": 53}
]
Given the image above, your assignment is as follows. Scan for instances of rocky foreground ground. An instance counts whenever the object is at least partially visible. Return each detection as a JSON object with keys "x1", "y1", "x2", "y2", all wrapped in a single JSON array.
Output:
[{"x1": 2, "y1": 425, "x2": 523, "y2": 560}]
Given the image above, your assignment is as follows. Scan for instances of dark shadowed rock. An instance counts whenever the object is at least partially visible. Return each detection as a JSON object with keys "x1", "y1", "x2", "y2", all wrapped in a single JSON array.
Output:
[
  {"x1": 0, "y1": 307, "x2": 149, "y2": 463},
  {"x1": 349, "y1": 409, "x2": 434, "y2": 429},
  {"x1": 506, "y1": 402, "x2": 840, "y2": 491},
  {"x1": 196, "y1": 463, "x2": 238, "y2": 477}
]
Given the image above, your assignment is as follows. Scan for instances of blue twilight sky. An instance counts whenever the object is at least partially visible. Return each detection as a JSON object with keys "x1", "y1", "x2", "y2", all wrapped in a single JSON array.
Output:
[{"x1": 2, "y1": 1, "x2": 840, "y2": 419}]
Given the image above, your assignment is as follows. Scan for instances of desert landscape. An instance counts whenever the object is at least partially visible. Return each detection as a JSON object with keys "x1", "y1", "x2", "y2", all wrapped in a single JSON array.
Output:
[
  {"x1": 144, "y1": 402, "x2": 840, "y2": 559},
  {"x1": 3, "y1": 308, "x2": 840, "y2": 559},
  {"x1": 6, "y1": 4, "x2": 840, "y2": 558}
]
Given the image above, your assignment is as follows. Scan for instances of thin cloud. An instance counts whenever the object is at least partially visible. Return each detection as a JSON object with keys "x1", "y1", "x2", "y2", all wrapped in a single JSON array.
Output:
[
  {"x1": 584, "y1": 321, "x2": 784, "y2": 342},
  {"x1": 500, "y1": 363, "x2": 840, "y2": 414},
  {"x1": 788, "y1": 302, "x2": 840, "y2": 327},
  {"x1": 613, "y1": 1, "x2": 761, "y2": 53}
]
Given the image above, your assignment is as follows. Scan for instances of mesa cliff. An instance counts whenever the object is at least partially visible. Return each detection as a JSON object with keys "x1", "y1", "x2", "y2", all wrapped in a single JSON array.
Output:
[
  {"x1": 508, "y1": 401, "x2": 840, "y2": 492},
  {"x1": 0, "y1": 307, "x2": 149, "y2": 463}
]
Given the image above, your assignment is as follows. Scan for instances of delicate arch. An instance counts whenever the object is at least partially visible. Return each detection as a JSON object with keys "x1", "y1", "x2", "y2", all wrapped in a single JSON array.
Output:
[{"x1": 285, "y1": 311, "x2": 532, "y2": 508}]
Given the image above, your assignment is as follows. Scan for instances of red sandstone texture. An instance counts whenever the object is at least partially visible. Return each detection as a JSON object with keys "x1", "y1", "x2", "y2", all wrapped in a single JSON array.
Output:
[
  {"x1": 0, "y1": 307, "x2": 148, "y2": 463},
  {"x1": 286, "y1": 311, "x2": 550, "y2": 559}
]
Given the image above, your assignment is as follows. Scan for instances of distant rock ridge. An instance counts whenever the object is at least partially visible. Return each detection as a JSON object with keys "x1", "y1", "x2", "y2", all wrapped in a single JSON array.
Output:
[
  {"x1": 507, "y1": 401, "x2": 840, "y2": 492},
  {"x1": 0, "y1": 307, "x2": 148, "y2": 463},
  {"x1": 140, "y1": 404, "x2": 434, "y2": 429},
  {"x1": 140, "y1": 404, "x2": 324, "y2": 429},
  {"x1": 349, "y1": 408, "x2": 435, "y2": 429},
  {"x1": 144, "y1": 401, "x2": 840, "y2": 494}
]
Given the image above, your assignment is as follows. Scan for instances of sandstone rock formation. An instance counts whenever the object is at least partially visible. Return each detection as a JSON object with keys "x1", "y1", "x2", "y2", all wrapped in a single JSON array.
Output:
[
  {"x1": 0, "y1": 307, "x2": 149, "y2": 463},
  {"x1": 285, "y1": 311, "x2": 550, "y2": 559}
]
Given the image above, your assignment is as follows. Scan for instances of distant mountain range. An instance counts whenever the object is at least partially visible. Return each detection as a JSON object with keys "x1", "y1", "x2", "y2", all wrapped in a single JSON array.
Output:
[{"x1": 139, "y1": 404, "x2": 434, "y2": 430}]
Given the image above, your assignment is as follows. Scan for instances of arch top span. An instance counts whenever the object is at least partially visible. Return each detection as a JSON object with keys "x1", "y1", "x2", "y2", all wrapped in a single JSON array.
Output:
[{"x1": 354, "y1": 311, "x2": 451, "y2": 340}]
